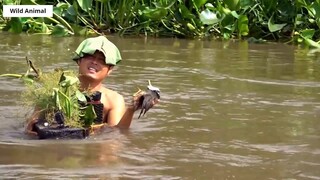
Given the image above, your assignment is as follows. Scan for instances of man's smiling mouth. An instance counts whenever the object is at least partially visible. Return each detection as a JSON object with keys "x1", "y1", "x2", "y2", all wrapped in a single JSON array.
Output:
[{"x1": 88, "y1": 67, "x2": 98, "y2": 72}]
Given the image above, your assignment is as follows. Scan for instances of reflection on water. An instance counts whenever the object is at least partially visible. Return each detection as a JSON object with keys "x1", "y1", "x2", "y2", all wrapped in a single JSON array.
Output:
[{"x1": 0, "y1": 33, "x2": 320, "y2": 179}]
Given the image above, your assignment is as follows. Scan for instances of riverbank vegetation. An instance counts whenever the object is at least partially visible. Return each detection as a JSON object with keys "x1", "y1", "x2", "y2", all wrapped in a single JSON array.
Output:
[{"x1": 0, "y1": 0, "x2": 319, "y2": 48}]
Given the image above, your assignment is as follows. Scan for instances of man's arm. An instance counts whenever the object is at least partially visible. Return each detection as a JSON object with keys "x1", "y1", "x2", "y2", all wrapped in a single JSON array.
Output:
[
  {"x1": 116, "y1": 106, "x2": 135, "y2": 128},
  {"x1": 106, "y1": 90, "x2": 156, "y2": 129},
  {"x1": 115, "y1": 90, "x2": 148, "y2": 128},
  {"x1": 107, "y1": 94, "x2": 127, "y2": 127},
  {"x1": 107, "y1": 91, "x2": 144, "y2": 128},
  {"x1": 107, "y1": 93, "x2": 136, "y2": 128}
]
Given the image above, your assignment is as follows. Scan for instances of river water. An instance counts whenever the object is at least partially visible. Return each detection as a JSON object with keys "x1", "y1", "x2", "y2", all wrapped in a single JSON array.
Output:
[{"x1": 0, "y1": 33, "x2": 319, "y2": 179}]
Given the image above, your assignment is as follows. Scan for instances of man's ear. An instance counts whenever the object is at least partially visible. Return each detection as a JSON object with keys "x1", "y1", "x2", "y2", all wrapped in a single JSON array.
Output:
[
  {"x1": 76, "y1": 59, "x2": 81, "y2": 65},
  {"x1": 107, "y1": 66, "x2": 113, "y2": 75}
]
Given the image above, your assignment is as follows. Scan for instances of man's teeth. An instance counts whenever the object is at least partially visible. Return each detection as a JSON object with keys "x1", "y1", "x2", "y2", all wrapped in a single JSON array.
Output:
[{"x1": 88, "y1": 67, "x2": 97, "y2": 71}]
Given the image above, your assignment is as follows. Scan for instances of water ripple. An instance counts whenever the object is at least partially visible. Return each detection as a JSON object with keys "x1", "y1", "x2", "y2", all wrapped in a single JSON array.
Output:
[{"x1": 228, "y1": 76, "x2": 320, "y2": 88}]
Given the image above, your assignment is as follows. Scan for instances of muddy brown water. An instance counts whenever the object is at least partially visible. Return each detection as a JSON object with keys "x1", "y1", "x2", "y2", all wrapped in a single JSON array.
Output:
[{"x1": 0, "y1": 33, "x2": 320, "y2": 179}]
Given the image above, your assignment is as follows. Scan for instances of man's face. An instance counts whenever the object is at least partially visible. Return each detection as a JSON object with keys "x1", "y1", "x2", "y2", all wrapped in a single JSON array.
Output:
[{"x1": 78, "y1": 51, "x2": 112, "y2": 81}]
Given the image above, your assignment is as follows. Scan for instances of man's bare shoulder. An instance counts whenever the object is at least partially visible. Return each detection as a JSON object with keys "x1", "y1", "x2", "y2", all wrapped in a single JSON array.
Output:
[{"x1": 100, "y1": 87, "x2": 125, "y2": 104}]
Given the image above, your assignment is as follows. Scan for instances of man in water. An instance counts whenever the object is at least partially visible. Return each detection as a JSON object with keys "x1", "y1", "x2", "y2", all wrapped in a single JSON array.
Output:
[{"x1": 26, "y1": 36, "x2": 156, "y2": 135}]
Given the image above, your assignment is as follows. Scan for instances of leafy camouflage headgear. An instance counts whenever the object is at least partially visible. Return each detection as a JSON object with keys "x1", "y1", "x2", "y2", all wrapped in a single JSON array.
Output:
[{"x1": 73, "y1": 36, "x2": 122, "y2": 65}]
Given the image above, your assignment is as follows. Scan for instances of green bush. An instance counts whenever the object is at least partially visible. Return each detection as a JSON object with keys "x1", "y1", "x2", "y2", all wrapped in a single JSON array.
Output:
[{"x1": 1, "y1": 0, "x2": 320, "y2": 47}]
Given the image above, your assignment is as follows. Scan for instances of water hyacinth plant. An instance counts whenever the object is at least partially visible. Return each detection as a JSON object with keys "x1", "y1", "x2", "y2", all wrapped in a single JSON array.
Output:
[
  {"x1": 0, "y1": 0, "x2": 319, "y2": 47},
  {"x1": 0, "y1": 58, "x2": 96, "y2": 128}
]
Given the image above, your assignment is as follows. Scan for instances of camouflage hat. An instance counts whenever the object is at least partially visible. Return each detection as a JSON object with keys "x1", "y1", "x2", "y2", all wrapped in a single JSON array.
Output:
[{"x1": 73, "y1": 36, "x2": 122, "y2": 65}]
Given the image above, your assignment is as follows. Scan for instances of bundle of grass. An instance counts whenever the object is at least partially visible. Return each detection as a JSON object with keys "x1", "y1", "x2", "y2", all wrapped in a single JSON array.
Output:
[
  {"x1": 21, "y1": 69, "x2": 87, "y2": 128},
  {"x1": 1, "y1": 58, "x2": 100, "y2": 139}
]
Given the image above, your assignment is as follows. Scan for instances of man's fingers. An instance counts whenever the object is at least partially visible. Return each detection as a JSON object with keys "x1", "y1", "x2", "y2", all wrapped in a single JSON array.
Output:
[
  {"x1": 133, "y1": 91, "x2": 145, "y2": 100},
  {"x1": 152, "y1": 99, "x2": 160, "y2": 105},
  {"x1": 26, "y1": 130, "x2": 38, "y2": 136},
  {"x1": 133, "y1": 89, "x2": 145, "y2": 97}
]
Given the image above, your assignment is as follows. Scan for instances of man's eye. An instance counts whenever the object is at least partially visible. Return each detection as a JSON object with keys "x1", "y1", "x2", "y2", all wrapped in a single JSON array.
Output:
[{"x1": 85, "y1": 55, "x2": 94, "y2": 60}]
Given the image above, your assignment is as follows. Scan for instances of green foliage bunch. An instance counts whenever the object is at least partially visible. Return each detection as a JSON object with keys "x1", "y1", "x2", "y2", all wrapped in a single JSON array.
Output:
[
  {"x1": 21, "y1": 70, "x2": 86, "y2": 128},
  {"x1": 0, "y1": 59, "x2": 97, "y2": 128},
  {"x1": 0, "y1": 0, "x2": 320, "y2": 48}
]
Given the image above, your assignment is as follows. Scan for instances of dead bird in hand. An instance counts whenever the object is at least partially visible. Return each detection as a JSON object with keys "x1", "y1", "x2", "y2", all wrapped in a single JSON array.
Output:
[{"x1": 133, "y1": 80, "x2": 161, "y2": 118}]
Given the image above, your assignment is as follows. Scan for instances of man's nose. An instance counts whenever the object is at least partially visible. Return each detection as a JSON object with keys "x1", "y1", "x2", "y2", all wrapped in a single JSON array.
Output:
[{"x1": 90, "y1": 57, "x2": 99, "y2": 64}]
